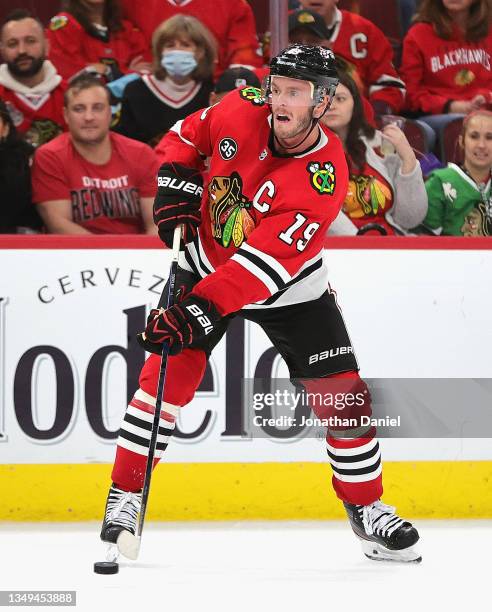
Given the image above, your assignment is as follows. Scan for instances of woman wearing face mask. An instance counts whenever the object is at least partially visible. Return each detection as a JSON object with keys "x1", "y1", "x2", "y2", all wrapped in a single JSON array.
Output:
[
  {"x1": 114, "y1": 15, "x2": 216, "y2": 146},
  {"x1": 321, "y1": 72, "x2": 428, "y2": 235},
  {"x1": 423, "y1": 109, "x2": 492, "y2": 236}
]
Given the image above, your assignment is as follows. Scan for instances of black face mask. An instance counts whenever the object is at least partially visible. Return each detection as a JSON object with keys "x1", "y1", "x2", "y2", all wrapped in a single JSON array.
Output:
[{"x1": 7, "y1": 55, "x2": 45, "y2": 79}]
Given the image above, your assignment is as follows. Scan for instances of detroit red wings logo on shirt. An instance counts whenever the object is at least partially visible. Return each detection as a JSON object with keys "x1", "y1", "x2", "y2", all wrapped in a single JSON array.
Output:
[{"x1": 208, "y1": 171, "x2": 255, "y2": 248}]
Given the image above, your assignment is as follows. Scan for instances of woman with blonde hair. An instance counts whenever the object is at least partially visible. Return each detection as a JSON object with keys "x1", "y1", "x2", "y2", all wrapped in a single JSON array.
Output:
[
  {"x1": 115, "y1": 14, "x2": 216, "y2": 145},
  {"x1": 423, "y1": 109, "x2": 492, "y2": 235}
]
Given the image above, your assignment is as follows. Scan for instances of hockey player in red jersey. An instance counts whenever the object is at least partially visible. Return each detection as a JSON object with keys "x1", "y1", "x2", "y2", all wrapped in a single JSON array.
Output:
[{"x1": 100, "y1": 44, "x2": 421, "y2": 563}]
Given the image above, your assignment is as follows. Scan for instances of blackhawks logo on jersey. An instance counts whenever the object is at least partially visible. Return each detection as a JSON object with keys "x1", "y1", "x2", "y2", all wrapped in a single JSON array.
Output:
[
  {"x1": 455, "y1": 69, "x2": 475, "y2": 86},
  {"x1": 208, "y1": 172, "x2": 255, "y2": 248},
  {"x1": 49, "y1": 15, "x2": 68, "y2": 31},
  {"x1": 345, "y1": 175, "x2": 392, "y2": 217},
  {"x1": 239, "y1": 86, "x2": 265, "y2": 106},
  {"x1": 307, "y1": 162, "x2": 336, "y2": 195}
]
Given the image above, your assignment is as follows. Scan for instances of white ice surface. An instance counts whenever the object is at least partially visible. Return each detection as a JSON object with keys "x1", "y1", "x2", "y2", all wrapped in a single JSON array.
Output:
[{"x1": 0, "y1": 520, "x2": 488, "y2": 612}]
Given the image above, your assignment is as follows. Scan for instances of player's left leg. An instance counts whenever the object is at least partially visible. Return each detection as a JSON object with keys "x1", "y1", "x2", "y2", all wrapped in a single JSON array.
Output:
[{"x1": 245, "y1": 289, "x2": 421, "y2": 562}]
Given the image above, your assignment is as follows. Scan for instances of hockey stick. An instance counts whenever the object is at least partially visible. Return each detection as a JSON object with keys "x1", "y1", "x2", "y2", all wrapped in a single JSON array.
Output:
[{"x1": 117, "y1": 224, "x2": 182, "y2": 560}]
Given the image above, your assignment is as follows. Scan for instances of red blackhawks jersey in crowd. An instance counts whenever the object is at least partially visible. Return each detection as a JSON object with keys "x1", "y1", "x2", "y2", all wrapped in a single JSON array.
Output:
[
  {"x1": 120, "y1": 0, "x2": 262, "y2": 76},
  {"x1": 0, "y1": 61, "x2": 66, "y2": 147},
  {"x1": 31, "y1": 132, "x2": 159, "y2": 234},
  {"x1": 328, "y1": 9, "x2": 405, "y2": 112},
  {"x1": 400, "y1": 22, "x2": 492, "y2": 114},
  {"x1": 46, "y1": 13, "x2": 151, "y2": 81},
  {"x1": 154, "y1": 87, "x2": 348, "y2": 316}
]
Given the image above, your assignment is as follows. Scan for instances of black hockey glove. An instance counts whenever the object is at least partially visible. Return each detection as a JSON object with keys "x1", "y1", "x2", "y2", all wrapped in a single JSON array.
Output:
[
  {"x1": 136, "y1": 294, "x2": 221, "y2": 356},
  {"x1": 153, "y1": 163, "x2": 203, "y2": 248}
]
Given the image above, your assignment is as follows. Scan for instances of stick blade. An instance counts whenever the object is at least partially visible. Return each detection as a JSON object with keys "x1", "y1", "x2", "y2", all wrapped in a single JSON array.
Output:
[{"x1": 117, "y1": 530, "x2": 141, "y2": 560}]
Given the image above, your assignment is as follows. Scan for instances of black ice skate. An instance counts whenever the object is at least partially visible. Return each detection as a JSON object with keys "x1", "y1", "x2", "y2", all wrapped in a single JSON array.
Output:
[
  {"x1": 344, "y1": 500, "x2": 421, "y2": 563},
  {"x1": 100, "y1": 484, "x2": 142, "y2": 560}
]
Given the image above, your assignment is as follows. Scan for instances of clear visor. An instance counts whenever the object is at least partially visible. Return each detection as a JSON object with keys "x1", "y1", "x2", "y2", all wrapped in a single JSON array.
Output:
[{"x1": 262, "y1": 75, "x2": 321, "y2": 107}]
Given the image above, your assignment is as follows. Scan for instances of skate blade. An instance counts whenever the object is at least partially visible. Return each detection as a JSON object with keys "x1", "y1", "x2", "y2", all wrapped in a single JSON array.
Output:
[
  {"x1": 116, "y1": 530, "x2": 141, "y2": 560},
  {"x1": 359, "y1": 538, "x2": 422, "y2": 563}
]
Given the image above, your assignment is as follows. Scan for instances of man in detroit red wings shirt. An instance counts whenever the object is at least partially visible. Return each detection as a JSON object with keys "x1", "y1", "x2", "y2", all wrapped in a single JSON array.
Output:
[{"x1": 32, "y1": 74, "x2": 159, "y2": 234}]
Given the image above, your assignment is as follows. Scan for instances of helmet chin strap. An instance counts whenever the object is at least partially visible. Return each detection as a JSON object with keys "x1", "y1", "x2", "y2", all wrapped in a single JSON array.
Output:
[{"x1": 273, "y1": 110, "x2": 320, "y2": 152}]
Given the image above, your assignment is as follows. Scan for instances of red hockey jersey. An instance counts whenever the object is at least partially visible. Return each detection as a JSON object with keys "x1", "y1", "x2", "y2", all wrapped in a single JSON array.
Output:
[
  {"x1": 329, "y1": 9, "x2": 405, "y2": 112},
  {"x1": 47, "y1": 13, "x2": 151, "y2": 81},
  {"x1": 120, "y1": 0, "x2": 262, "y2": 76},
  {"x1": 0, "y1": 61, "x2": 66, "y2": 147},
  {"x1": 154, "y1": 87, "x2": 348, "y2": 315},
  {"x1": 400, "y1": 22, "x2": 492, "y2": 115}
]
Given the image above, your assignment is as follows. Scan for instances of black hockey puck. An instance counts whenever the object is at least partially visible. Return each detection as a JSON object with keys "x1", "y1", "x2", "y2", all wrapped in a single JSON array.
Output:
[{"x1": 94, "y1": 561, "x2": 119, "y2": 575}]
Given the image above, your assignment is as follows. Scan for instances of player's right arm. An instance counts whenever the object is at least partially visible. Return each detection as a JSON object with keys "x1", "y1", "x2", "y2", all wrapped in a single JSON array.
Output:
[
  {"x1": 152, "y1": 101, "x2": 223, "y2": 243},
  {"x1": 154, "y1": 101, "x2": 221, "y2": 168}
]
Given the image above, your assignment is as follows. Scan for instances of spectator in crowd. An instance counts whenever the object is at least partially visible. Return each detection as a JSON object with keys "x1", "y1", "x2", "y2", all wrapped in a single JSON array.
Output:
[
  {"x1": 296, "y1": 2, "x2": 406, "y2": 114},
  {"x1": 423, "y1": 109, "x2": 492, "y2": 236},
  {"x1": 286, "y1": 9, "x2": 375, "y2": 123},
  {"x1": 321, "y1": 71, "x2": 427, "y2": 234},
  {"x1": 47, "y1": 0, "x2": 151, "y2": 83},
  {"x1": 114, "y1": 15, "x2": 216, "y2": 146},
  {"x1": 0, "y1": 98, "x2": 41, "y2": 233},
  {"x1": 0, "y1": 9, "x2": 66, "y2": 147},
  {"x1": 209, "y1": 66, "x2": 260, "y2": 105},
  {"x1": 31, "y1": 74, "x2": 158, "y2": 234},
  {"x1": 120, "y1": 0, "x2": 262, "y2": 77},
  {"x1": 400, "y1": 0, "x2": 492, "y2": 150}
]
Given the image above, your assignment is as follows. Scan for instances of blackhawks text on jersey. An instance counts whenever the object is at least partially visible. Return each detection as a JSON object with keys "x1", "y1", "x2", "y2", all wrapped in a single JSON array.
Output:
[{"x1": 401, "y1": 22, "x2": 492, "y2": 114}]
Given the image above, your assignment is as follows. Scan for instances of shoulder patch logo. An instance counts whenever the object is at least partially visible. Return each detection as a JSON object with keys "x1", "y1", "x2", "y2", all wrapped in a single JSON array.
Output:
[
  {"x1": 219, "y1": 137, "x2": 238, "y2": 160},
  {"x1": 307, "y1": 162, "x2": 336, "y2": 195},
  {"x1": 239, "y1": 86, "x2": 265, "y2": 106},
  {"x1": 49, "y1": 15, "x2": 68, "y2": 31}
]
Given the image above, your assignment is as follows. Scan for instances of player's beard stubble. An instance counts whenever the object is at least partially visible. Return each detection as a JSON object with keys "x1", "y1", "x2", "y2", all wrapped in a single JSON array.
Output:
[{"x1": 273, "y1": 107, "x2": 315, "y2": 149}]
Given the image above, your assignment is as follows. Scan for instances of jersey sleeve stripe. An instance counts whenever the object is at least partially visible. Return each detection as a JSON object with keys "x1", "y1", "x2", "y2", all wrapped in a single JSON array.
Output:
[
  {"x1": 232, "y1": 248, "x2": 286, "y2": 291},
  {"x1": 231, "y1": 252, "x2": 281, "y2": 295},
  {"x1": 240, "y1": 242, "x2": 292, "y2": 284},
  {"x1": 186, "y1": 236, "x2": 214, "y2": 278},
  {"x1": 169, "y1": 120, "x2": 205, "y2": 155},
  {"x1": 369, "y1": 75, "x2": 406, "y2": 94},
  {"x1": 195, "y1": 234, "x2": 215, "y2": 274},
  {"x1": 260, "y1": 257, "x2": 323, "y2": 306},
  {"x1": 184, "y1": 249, "x2": 203, "y2": 278}
]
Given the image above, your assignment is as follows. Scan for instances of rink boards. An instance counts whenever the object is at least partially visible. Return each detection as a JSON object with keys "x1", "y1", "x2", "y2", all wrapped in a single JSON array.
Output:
[{"x1": 0, "y1": 235, "x2": 491, "y2": 520}]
